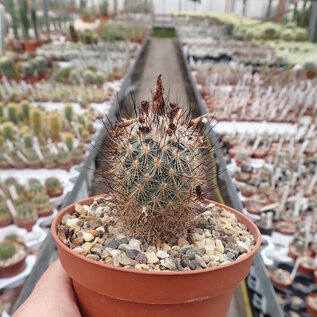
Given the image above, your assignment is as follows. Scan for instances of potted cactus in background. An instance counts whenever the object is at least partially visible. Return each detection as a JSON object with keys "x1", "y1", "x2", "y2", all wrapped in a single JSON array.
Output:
[
  {"x1": 0, "y1": 202, "x2": 12, "y2": 228},
  {"x1": 0, "y1": 56, "x2": 17, "y2": 79},
  {"x1": 0, "y1": 239, "x2": 28, "y2": 278},
  {"x1": 45, "y1": 177, "x2": 63, "y2": 198},
  {"x1": 15, "y1": 203, "x2": 38, "y2": 231},
  {"x1": 52, "y1": 76, "x2": 261, "y2": 317},
  {"x1": 32, "y1": 193, "x2": 53, "y2": 217}
]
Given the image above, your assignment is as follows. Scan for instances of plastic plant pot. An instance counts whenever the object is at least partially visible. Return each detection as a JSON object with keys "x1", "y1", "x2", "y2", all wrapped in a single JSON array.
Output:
[
  {"x1": 270, "y1": 268, "x2": 292, "y2": 289},
  {"x1": 52, "y1": 195, "x2": 261, "y2": 317},
  {"x1": 298, "y1": 256, "x2": 316, "y2": 275}
]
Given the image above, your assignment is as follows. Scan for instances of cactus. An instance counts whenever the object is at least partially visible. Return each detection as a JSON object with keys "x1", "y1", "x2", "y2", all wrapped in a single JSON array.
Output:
[
  {"x1": 50, "y1": 66, "x2": 71, "y2": 83},
  {"x1": 71, "y1": 147, "x2": 83, "y2": 164},
  {"x1": 57, "y1": 148, "x2": 71, "y2": 168},
  {"x1": 32, "y1": 193, "x2": 52, "y2": 216},
  {"x1": 63, "y1": 132, "x2": 74, "y2": 151},
  {"x1": 21, "y1": 100, "x2": 31, "y2": 122},
  {"x1": 31, "y1": 108, "x2": 42, "y2": 137},
  {"x1": 69, "y1": 24, "x2": 78, "y2": 41},
  {"x1": 99, "y1": 0, "x2": 108, "y2": 17},
  {"x1": 83, "y1": 69, "x2": 95, "y2": 85},
  {"x1": 103, "y1": 75, "x2": 206, "y2": 242},
  {"x1": 45, "y1": 177, "x2": 63, "y2": 197},
  {"x1": 64, "y1": 103, "x2": 73, "y2": 122},
  {"x1": 28, "y1": 182, "x2": 45, "y2": 199},
  {"x1": 16, "y1": 203, "x2": 37, "y2": 222},
  {"x1": 19, "y1": 0, "x2": 29, "y2": 40},
  {"x1": 7, "y1": 0, "x2": 20, "y2": 40},
  {"x1": 7, "y1": 102, "x2": 18, "y2": 123},
  {"x1": 48, "y1": 112, "x2": 62, "y2": 142},
  {"x1": 24, "y1": 133, "x2": 33, "y2": 148},
  {"x1": 33, "y1": 56, "x2": 47, "y2": 74},
  {"x1": 4, "y1": 233, "x2": 19, "y2": 241},
  {"x1": 87, "y1": 121, "x2": 95, "y2": 134},
  {"x1": 2, "y1": 122, "x2": 14, "y2": 140},
  {"x1": 0, "y1": 203, "x2": 11, "y2": 224},
  {"x1": 21, "y1": 61, "x2": 35, "y2": 77},
  {"x1": 0, "y1": 56, "x2": 16, "y2": 79},
  {"x1": 81, "y1": 130, "x2": 90, "y2": 143},
  {"x1": 96, "y1": 71, "x2": 106, "y2": 85},
  {"x1": 70, "y1": 70, "x2": 80, "y2": 85},
  {"x1": 0, "y1": 241, "x2": 16, "y2": 260},
  {"x1": 0, "y1": 102, "x2": 3, "y2": 118},
  {"x1": 31, "y1": 6, "x2": 39, "y2": 40},
  {"x1": 13, "y1": 195, "x2": 28, "y2": 207},
  {"x1": 25, "y1": 148, "x2": 41, "y2": 168}
]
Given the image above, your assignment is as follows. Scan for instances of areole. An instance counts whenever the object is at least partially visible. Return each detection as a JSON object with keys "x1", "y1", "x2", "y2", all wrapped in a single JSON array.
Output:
[{"x1": 52, "y1": 195, "x2": 261, "y2": 317}]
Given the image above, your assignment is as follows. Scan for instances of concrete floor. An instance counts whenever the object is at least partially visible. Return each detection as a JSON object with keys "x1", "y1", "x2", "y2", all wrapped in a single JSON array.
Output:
[{"x1": 130, "y1": 37, "x2": 248, "y2": 317}]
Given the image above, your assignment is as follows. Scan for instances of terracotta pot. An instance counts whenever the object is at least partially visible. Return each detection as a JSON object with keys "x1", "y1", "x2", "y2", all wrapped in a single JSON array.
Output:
[
  {"x1": 38, "y1": 209, "x2": 53, "y2": 217},
  {"x1": 307, "y1": 293, "x2": 317, "y2": 317},
  {"x1": 47, "y1": 189, "x2": 63, "y2": 198},
  {"x1": 15, "y1": 218, "x2": 37, "y2": 232},
  {"x1": 52, "y1": 195, "x2": 261, "y2": 317},
  {"x1": 270, "y1": 269, "x2": 292, "y2": 289},
  {"x1": 0, "y1": 241, "x2": 28, "y2": 278},
  {"x1": 314, "y1": 271, "x2": 317, "y2": 284},
  {"x1": 22, "y1": 40, "x2": 38, "y2": 52},
  {"x1": 275, "y1": 221, "x2": 296, "y2": 235},
  {"x1": 298, "y1": 257, "x2": 316, "y2": 275},
  {"x1": 0, "y1": 217, "x2": 12, "y2": 228}
]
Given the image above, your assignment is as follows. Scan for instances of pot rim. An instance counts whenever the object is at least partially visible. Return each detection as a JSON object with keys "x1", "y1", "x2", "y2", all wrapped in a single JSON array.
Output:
[{"x1": 52, "y1": 195, "x2": 261, "y2": 276}]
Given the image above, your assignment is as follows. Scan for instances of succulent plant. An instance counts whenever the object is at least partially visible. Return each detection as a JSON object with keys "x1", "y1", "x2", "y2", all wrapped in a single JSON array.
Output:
[
  {"x1": 0, "y1": 203, "x2": 12, "y2": 224},
  {"x1": 81, "y1": 130, "x2": 90, "y2": 143},
  {"x1": 96, "y1": 71, "x2": 106, "y2": 85},
  {"x1": 50, "y1": 66, "x2": 72, "y2": 83},
  {"x1": 48, "y1": 112, "x2": 62, "y2": 142},
  {"x1": 31, "y1": 108, "x2": 42, "y2": 137},
  {"x1": 2, "y1": 122, "x2": 14, "y2": 140},
  {"x1": 64, "y1": 103, "x2": 73, "y2": 122},
  {"x1": 83, "y1": 69, "x2": 95, "y2": 85},
  {"x1": 21, "y1": 61, "x2": 35, "y2": 77},
  {"x1": 19, "y1": 0, "x2": 29, "y2": 40},
  {"x1": 25, "y1": 148, "x2": 41, "y2": 168},
  {"x1": 13, "y1": 195, "x2": 28, "y2": 208},
  {"x1": 87, "y1": 121, "x2": 95, "y2": 134},
  {"x1": 28, "y1": 182, "x2": 45, "y2": 199},
  {"x1": 32, "y1": 193, "x2": 52, "y2": 216},
  {"x1": 31, "y1": 6, "x2": 39, "y2": 40},
  {"x1": 71, "y1": 147, "x2": 83, "y2": 164},
  {"x1": 7, "y1": 0, "x2": 20, "y2": 40},
  {"x1": 69, "y1": 24, "x2": 78, "y2": 41},
  {"x1": 70, "y1": 70, "x2": 80, "y2": 85},
  {"x1": 57, "y1": 148, "x2": 71, "y2": 169},
  {"x1": 7, "y1": 102, "x2": 18, "y2": 124},
  {"x1": 103, "y1": 75, "x2": 206, "y2": 242},
  {"x1": 4, "y1": 233, "x2": 19, "y2": 241},
  {"x1": 0, "y1": 56, "x2": 16, "y2": 79},
  {"x1": 33, "y1": 56, "x2": 47, "y2": 74},
  {"x1": 24, "y1": 133, "x2": 33, "y2": 148},
  {"x1": 0, "y1": 102, "x2": 4, "y2": 119},
  {"x1": 99, "y1": 0, "x2": 108, "y2": 17},
  {"x1": 0, "y1": 241, "x2": 16, "y2": 260},
  {"x1": 21, "y1": 100, "x2": 31, "y2": 122},
  {"x1": 45, "y1": 177, "x2": 63, "y2": 197},
  {"x1": 63, "y1": 132, "x2": 74, "y2": 151},
  {"x1": 16, "y1": 203, "x2": 37, "y2": 222}
]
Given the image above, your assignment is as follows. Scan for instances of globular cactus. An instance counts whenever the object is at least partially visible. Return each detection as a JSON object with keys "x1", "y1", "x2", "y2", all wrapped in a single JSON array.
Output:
[
  {"x1": 28, "y1": 182, "x2": 45, "y2": 199},
  {"x1": 24, "y1": 133, "x2": 33, "y2": 148},
  {"x1": 32, "y1": 193, "x2": 52, "y2": 216},
  {"x1": 0, "y1": 241, "x2": 16, "y2": 260},
  {"x1": 99, "y1": 0, "x2": 108, "y2": 17},
  {"x1": 69, "y1": 24, "x2": 78, "y2": 41},
  {"x1": 64, "y1": 103, "x2": 73, "y2": 122},
  {"x1": 87, "y1": 121, "x2": 95, "y2": 133},
  {"x1": 0, "y1": 56, "x2": 16, "y2": 79},
  {"x1": 31, "y1": 108, "x2": 42, "y2": 137},
  {"x1": 81, "y1": 130, "x2": 90, "y2": 143},
  {"x1": 45, "y1": 177, "x2": 63, "y2": 197},
  {"x1": 21, "y1": 61, "x2": 35, "y2": 77},
  {"x1": 50, "y1": 66, "x2": 71, "y2": 83},
  {"x1": 71, "y1": 147, "x2": 83, "y2": 164},
  {"x1": 96, "y1": 71, "x2": 106, "y2": 85},
  {"x1": 16, "y1": 203, "x2": 37, "y2": 222},
  {"x1": 48, "y1": 112, "x2": 62, "y2": 142},
  {"x1": 83, "y1": 69, "x2": 95, "y2": 85},
  {"x1": 7, "y1": 102, "x2": 18, "y2": 124},
  {"x1": 103, "y1": 75, "x2": 206, "y2": 243},
  {"x1": 63, "y1": 132, "x2": 74, "y2": 151},
  {"x1": 2, "y1": 122, "x2": 14, "y2": 140},
  {"x1": 0, "y1": 203, "x2": 12, "y2": 224},
  {"x1": 70, "y1": 70, "x2": 80, "y2": 85},
  {"x1": 21, "y1": 100, "x2": 31, "y2": 122},
  {"x1": 33, "y1": 56, "x2": 47, "y2": 74}
]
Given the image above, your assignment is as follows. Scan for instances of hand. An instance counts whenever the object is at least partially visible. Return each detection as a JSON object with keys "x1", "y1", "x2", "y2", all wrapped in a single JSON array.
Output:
[{"x1": 13, "y1": 260, "x2": 81, "y2": 317}]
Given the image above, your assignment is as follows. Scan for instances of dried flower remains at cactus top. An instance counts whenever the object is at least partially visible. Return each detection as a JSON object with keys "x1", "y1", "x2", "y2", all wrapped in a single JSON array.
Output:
[{"x1": 101, "y1": 75, "x2": 210, "y2": 243}]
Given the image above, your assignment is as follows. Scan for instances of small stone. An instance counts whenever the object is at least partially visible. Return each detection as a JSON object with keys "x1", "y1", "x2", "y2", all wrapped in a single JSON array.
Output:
[
  {"x1": 226, "y1": 252, "x2": 236, "y2": 261},
  {"x1": 225, "y1": 222, "x2": 233, "y2": 230},
  {"x1": 135, "y1": 253, "x2": 147, "y2": 264},
  {"x1": 73, "y1": 247, "x2": 83, "y2": 254},
  {"x1": 117, "y1": 237, "x2": 129, "y2": 245},
  {"x1": 66, "y1": 218, "x2": 79, "y2": 227},
  {"x1": 181, "y1": 259, "x2": 196, "y2": 270},
  {"x1": 82, "y1": 232, "x2": 94, "y2": 242},
  {"x1": 178, "y1": 237, "x2": 189, "y2": 246},
  {"x1": 215, "y1": 239, "x2": 224, "y2": 254},
  {"x1": 156, "y1": 250, "x2": 169, "y2": 259},
  {"x1": 118, "y1": 244, "x2": 130, "y2": 251},
  {"x1": 101, "y1": 250, "x2": 110, "y2": 259},
  {"x1": 195, "y1": 240, "x2": 206, "y2": 248},
  {"x1": 105, "y1": 239, "x2": 119, "y2": 249},
  {"x1": 237, "y1": 241, "x2": 249, "y2": 252},
  {"x1": 180, "y1": 245, "x2": 191, "y2": 254},
  {"x1": 126, "y1": 249, "x2": 141, "y2": 260},
  {"x1": 146, "y1": 246, "x2": 156, "y2": 253},
  {"x1": 141, "y1": 264, "x2": 150, "y2": 270},
  {"x1": 205, "y1": 245, "x2": 215, "y2": 256},
  {"x1": 82, "y1": 242, "x2": 92, "y2": 254},
  {"x1": 61, "y1": 214, "x2": 71, "y2": 225},
  {"x1": 91, "y1": 245, "x2": 102, "y2": 256},
  {"x1": 140, "y1": 244, "x2": 150, "y2": 252},
  {"x1": 96, "y1": 226, "x2": 105, "y2": 234},
  {"x1": 145, "y1": 252, "x2": 159, "y2": 264},
  {"x1": 192, "y1": 232, "x2": 204, "y2": 241},
  {"x1": 119, "y1": 254, "x2": 137, "y2": 266},
  {"x1": 95, "y1": 207, "x2": 104, "y2": 217},
  {"x1": 108, "y1": 225, "x2": 115, "y2": 234},
  {"x1": 204, "y1": 231, "x2": 211, "y2": 238},
  {"x1": 135, "y1": 264, "x2": 142, "y2": 270},
  {"x1": 129, "y1": 239, "x2": 141, "y2": 251},
  {"x1": 162, "y1": 243, "x2": 172, "y2": 251},
  {"x1": 113, "y1": 255, "x2": 120, "y2": 266},
  {"x1": 104, "y1": 256, "x2": 113, "y2": 264},
  {"x1": 185, "y1": 248, "x2": 201, "y2": 260},
  {"x1": 161, "y1": 258, "x2": 176, "y2": 270},
  {"x1": 110, "y1": 249, "x2": 121, "y2": 257},
  {"x1": 86, "y1": 254, "x2": 100, "y2": 261},
  {"x1": 202, "y1": 254, "x2": 211, "y2": 263},
  {"x1": 194, "y1": 254, "x2": 207, "y2": 268},
  {"x1": 75, "y1": 204, "x2": 85, "y2": 214}
]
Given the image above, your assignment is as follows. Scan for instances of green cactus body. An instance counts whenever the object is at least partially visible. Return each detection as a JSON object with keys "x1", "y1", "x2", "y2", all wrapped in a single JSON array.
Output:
[
  {"x1": 16, "y1": 203, "x2": 37, "y2": 222},
  {"x1": 13, "y1": 195, "x2": 28, "y2": 207},
  {"x1": 48, "y1": 112, "x2": 62, "y2": 142},
  {"x1": 45, "y1": 177, "x2": 63, "y2": 197},
  {"x1": 25, "y1": 148, "x2": 41, "y2": 167},
  {"x1": 87, "y1": 121, "x2": 95, "y2": 133},
  {"x1": 28, "y1": 182, "x2": 45, "y2": 199},
  {"x1": 71, "y1": 147, "x2": 83, "y2": 164},
  {"x1": 81, "y1": 130, "x2": 90, "y2": 143},
  {"x1": 106, "y1": 75, "x2": 205, "y2": 242},
  {"x1": 32, "y1": 193, "x2": 52, "y2": 216},
  {"x1": 31, "y1": 109, "x2": 42, "y2": 137},
  {"x1": 0, "y1": 204, "x2": 12, "y2": 223},
  {"x1": 7, "y1": 0, "x2": 20, "y2": 40},
  {"x1": 24, "y1": 134, "x2": 33, "y2": 148},
  {"x1": 21, "y1": 100, "x2": 31, "y2": 122},
  {"x1": 19, "y1": 0, "x2": 29, "y2": 40},
  {"x1": 0, "y1": 155, "x2": 10, "y2": 168},
  {"x1": 3, "y1": 122, "x2": 14, "y2": 140},
  {"x1": 50, "y1": 67, "x2": 71, "y2": 83},
  {"x1": 57, "y1": 149, "x2": 71, "y2": 167},
  {"x1": 0, "y1": 102, "x2": 4, "y2": 118},
  {"x1": 83, "y1": 69, "x2": 95, "y2": 85},
  {"x1": 7, "y1": 102, "x2": 18, "y2": 124},
  {"x1": 4, "y1": 233, "x2": 19, "y2": 241},
  {"x1": 69, "y1": 24, "x2": 78, "y2": 40},
  {"x1": 42, "y1": 147, "x2": 56, "y2": 168},
  {"x1": 33, "y1": 56, "x2": 47, "y2": 74},
  {"x1": 0, "y1": 56, "x2": 16, "y2": 79},
  {"x1": 9, "y1": 151, "x2": 25, "y2": 168},
  {"x1": 22, "y1": 62, "x2": 35, "y2": 77},
  {"x1": 63, "y1": 132, "x2": 74, "y2": 151},
  {"x1": 31, "y1": 7, "x2": 39, "y2": 40},
  {"x1": 70, "y1": 70, "x2": 80, "y2": 85},
  {"x1": 96, "y1": 71, "x2": 106, "y2": 85},
  {"x1": 64, "y1": 103, "x2": 73, "y2": 122},
  {"x1": 0, "y1": 241, "x2": 16, "y2": 260}
]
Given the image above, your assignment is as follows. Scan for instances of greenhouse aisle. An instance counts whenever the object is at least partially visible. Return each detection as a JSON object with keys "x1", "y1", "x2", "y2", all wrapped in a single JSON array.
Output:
[{"x1": 129, "y1": 37, "x2": 249, "y2": 317}]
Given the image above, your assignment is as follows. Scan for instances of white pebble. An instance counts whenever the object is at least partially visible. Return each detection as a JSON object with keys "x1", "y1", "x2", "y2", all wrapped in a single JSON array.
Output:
[
  {"x1": 83, "y1": 232, "x2": 94, "y2": 242},
  {"x1": 156, "y1": 250, "x2": 169, "y2": 259}
]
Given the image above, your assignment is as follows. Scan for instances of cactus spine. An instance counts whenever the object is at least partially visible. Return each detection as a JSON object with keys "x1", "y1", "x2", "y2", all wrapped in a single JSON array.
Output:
[
  {"x1": 104, "y1": 75, "x2": 206, "y2": 243},
  {"x1": 31, "y1": 108, "x2": 42, "y2": 137},
  {"x1": 19, "y1": 0, "x2": 29, "y2": 40},
  {"x1": 48, "y1": 112, "x2": 62, "y2": 142},
  {"x1": 31, "y1": 6, "x2": 39, "y2": 40},
  {"x1": 64, "y1": 103, "x2": 73, "y2": 122},
  {"x1": 0, "y1": 56, "x2": 16, "y2": 79},
  {"x1": 7, "y1": 102, "x2": 18, "y2": 123}
]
